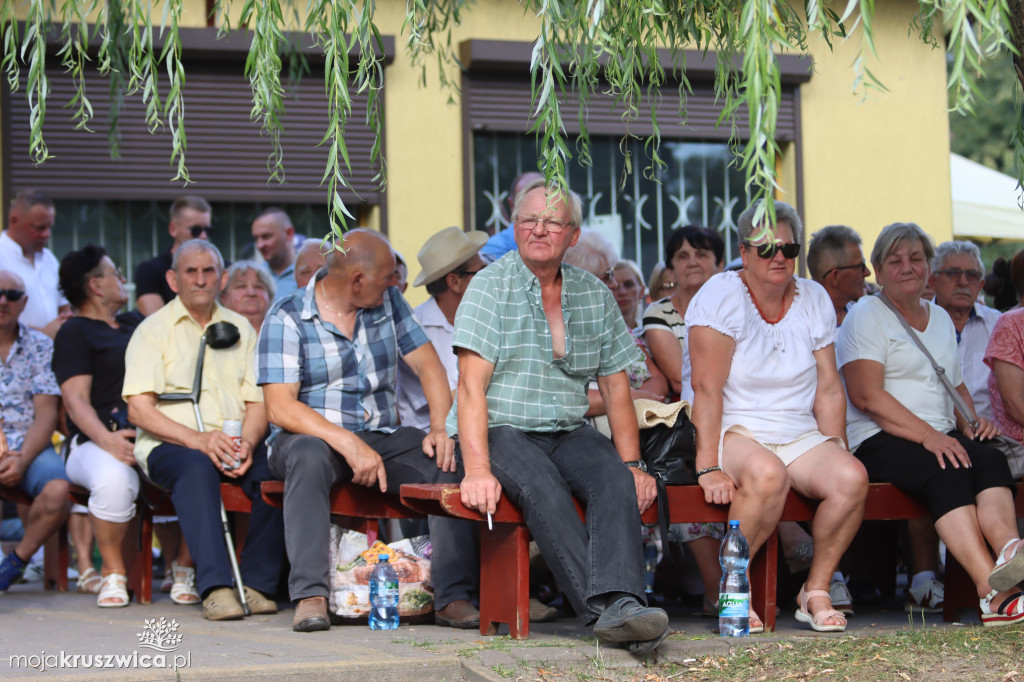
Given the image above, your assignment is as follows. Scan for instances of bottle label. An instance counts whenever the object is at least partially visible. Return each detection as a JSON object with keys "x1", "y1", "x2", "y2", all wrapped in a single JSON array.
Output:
[{"x1": 719, "y1": 592, "x2": 749, "y2": 618}]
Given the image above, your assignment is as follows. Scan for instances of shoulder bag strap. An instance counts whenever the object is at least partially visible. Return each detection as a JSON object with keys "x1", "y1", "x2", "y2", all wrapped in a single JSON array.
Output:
[{"x1": 875, "y1": 292, "x2": 979, "y2": 431}]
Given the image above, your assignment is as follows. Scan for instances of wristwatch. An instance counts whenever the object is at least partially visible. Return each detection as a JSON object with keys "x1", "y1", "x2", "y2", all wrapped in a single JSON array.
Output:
[{"x1": 624, "y1": 459, "x2": 648, "y2": 473}]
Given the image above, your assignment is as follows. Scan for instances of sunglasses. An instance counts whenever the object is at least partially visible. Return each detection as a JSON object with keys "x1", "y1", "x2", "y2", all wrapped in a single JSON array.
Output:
[
  {"x1": 189, "y1": 225, "x2": 215, "y2": 238},
  {"x1": 0, "y1": 288, "x2": 26, "y2": 302},
  {"x1": 743, "y1": 240, "x2": 801, "y2": 260}
]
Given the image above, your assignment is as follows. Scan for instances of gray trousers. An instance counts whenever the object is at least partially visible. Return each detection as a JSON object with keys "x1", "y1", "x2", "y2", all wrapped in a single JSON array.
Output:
[
  {"x1": 268, "y1": 427, "x2": 478, "y2": 609},
  {"x1": 480, "y1": 424, "x2": 645, "y2": 625}
]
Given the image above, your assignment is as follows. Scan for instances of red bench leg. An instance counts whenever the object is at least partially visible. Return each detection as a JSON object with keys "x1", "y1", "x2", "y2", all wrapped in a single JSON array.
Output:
[
  {"x1": 43, "y1": 525, "x2": 69, "y2": 592},
  {"x1": 478, "y1": 522, "x2": 530, "y2": 639},
  {"x1": 943, "y1": 551, "x2": 976, "y2": 623},
  {"x1": 135, "y1": 509, "x2": 153, "y2": 604},
  {"x1": 751, "y1": 528, "x2": 778, "y2": 632}
]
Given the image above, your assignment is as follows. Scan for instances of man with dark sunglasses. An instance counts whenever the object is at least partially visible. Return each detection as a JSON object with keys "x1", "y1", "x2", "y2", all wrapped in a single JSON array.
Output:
[
  {"x1": 0, "y1": 269, "x2": 69, "y2": 593},
  {"x1": 807, "y1": 225, "x2": 872, "y2": 326},
  {"x1": 0, "y1": 190, "x2": 71, "y2": 338},
  {"x1": 134, "y1": 195, "x2": 213, "y2": 316}
]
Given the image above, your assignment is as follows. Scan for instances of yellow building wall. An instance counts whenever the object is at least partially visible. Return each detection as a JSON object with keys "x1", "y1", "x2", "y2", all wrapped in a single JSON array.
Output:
[{"x1": 797, "y1": 0, "x2": 951, "y2": 266}]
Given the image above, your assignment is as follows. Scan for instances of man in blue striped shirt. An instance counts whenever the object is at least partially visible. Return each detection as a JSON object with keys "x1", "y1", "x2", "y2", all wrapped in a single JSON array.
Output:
[{"x1": 259, "y1": 229, "x2": 478, "y2": 633}]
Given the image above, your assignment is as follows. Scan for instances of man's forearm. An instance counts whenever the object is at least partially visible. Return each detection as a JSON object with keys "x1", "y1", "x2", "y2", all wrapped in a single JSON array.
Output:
[
  {"x1": 128, "y1": 399, "x2": 202, "y2": 450},
  {"x1": 265, "y1": 393, "x2": 354, "y2": 448},
  {"x1": 456, "y1": 384, "x2": 491, "y2": 474},
  {"x1": 598, "y1": 372, "x2": 641, "y2": 461},
  {"x1": 19, "y1": 420, "x2": 58, "y2": 464},
  {"x1": 419, "y1": 358, "x2": 454, "y2": 432},
  {"x1": 241, "y1": 402, "x2": 268, "y2": 449}
]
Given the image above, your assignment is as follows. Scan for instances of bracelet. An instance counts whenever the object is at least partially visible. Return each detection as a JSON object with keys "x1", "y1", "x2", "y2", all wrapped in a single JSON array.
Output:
[{"x1": 695, "y1": 466, "x2": 722, "y2": 479}]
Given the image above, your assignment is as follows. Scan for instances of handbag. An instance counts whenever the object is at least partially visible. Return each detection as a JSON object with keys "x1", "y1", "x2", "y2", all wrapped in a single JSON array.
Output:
[
  {"x1": 877, "y1": 293, "x2": 1023, "y2": 479},
  {"x1": 635, "y1": 399, "x2": 698, "y2": 565}
]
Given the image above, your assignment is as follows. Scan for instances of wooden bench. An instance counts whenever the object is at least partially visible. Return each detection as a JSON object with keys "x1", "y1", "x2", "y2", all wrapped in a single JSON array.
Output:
[
  {"x1": 259, "y1": 480, "x2": 424, "y2": 545},
  {"x1": 401, "y1": 481, "x2": 1024, "y2": 639},
  {"x1": 0, "y1": 483, "x2": 69, "y2": 592}
]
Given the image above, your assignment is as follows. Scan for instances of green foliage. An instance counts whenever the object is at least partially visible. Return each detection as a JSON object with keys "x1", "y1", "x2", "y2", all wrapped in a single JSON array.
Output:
[
  {"x1": 1, "y1": 0, "x2": 1022, "y2": 241},
  {"x1": 950, "y1": 51, "x2": 1019, "y2": 175}
]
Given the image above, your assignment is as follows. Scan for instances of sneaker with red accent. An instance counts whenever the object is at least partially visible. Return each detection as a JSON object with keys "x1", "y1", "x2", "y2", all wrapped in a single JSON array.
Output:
[
  {"x1": 979, "y1": 589, "x2": 1024, "y2": 627},
  {"x1": 904, "y1": 578, "x2": 944, "y2": 614}
]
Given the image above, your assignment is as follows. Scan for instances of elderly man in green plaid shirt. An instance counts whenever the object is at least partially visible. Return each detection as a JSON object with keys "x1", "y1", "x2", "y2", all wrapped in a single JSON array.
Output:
[{"x1": 449, "y1": 179, "x2": 669, "y2": 655}]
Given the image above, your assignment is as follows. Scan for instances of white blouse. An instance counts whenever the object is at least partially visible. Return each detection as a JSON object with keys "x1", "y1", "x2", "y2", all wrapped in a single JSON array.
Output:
[{"x1": 685, "y1": 271, "x2": 837, "y2": 443}]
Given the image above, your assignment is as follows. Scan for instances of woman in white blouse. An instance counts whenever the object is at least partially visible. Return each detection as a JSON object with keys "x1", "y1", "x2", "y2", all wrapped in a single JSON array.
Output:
[
  {"x1": 839, "y1": 222, "x2": 1023, "y2": 627},
  {"x1": 687, "y1": 200, "x2": 868, "y2": 633}
]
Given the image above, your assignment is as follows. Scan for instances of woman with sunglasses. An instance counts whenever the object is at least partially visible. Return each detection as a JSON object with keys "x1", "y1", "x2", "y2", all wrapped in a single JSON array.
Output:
[
  {"x1": 688, "y1": 200, "x2": 868, "y2": 633},
  {"x1": 839, "y1": 222, "x2": 1024, "y2": 627},
  {"x1": 53, "y1": 246, "x2": 147, "y2": 607}
]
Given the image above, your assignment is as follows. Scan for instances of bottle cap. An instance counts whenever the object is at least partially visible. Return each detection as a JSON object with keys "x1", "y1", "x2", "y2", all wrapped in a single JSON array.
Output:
[
  {"x1": 729, "y1": 520, "x2": 740, "y2": 528},
  {"x1": 378, "y1": 554, "x2": 389, "y2": 561}
]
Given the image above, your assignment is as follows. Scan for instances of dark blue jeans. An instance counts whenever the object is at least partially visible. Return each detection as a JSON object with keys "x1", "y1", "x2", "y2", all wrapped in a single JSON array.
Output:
[
  {"x1": 480, "y1": 424, "x2": 645, "y2": 624},
  {"x1": 147, "y1": 441, "x2": 285, "y2": 598},
  {"x1": 268, "y1": 427, "x2": 479, "y2": 609}
]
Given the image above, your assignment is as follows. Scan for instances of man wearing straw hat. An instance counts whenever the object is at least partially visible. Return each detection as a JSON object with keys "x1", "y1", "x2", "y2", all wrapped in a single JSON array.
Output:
[{"x1": 396, "y1": 226, "x2": 488, "y2": 431}]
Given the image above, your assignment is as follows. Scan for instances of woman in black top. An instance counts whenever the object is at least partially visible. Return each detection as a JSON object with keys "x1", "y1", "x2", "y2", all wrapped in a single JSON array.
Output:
[{"x1": 54, "y1": 246, "x2": 142, "y2": 607}]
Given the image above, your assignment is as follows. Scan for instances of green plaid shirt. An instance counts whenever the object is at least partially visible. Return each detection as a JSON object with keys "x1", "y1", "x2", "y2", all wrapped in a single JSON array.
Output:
[{"x1": 447, "y1": 251, "x2": 640, "y2": 434}]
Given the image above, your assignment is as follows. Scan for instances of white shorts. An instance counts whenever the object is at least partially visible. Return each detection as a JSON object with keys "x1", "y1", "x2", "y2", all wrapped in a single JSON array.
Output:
[{"x1": 720, "y1": 425, "x2": 845, "y2": 467}]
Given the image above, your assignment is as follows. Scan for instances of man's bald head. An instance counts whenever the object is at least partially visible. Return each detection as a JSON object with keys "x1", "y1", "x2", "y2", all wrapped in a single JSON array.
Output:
[
  {"x1": 0, "y1": 269, "x2": 26, "y2": 290},
  {"x1": 329, "y1": 228, "x2": 394, "y2": 278},
  {"x1": 295, "y1": 240, "x2": 329, "y2": 289}
]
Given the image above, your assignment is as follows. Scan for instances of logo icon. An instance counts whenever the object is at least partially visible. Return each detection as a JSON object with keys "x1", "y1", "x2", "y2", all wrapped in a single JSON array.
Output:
[{"x1": 136, "y1": 618, "x2": 183, "y2": 653}]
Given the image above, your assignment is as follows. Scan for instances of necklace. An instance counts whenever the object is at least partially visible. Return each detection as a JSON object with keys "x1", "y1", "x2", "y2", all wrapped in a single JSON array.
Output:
[
  {"x1": 742, "y1": 273, "x2": 788, "y2": 325},
  {"x1": 319, "y1": 279, "x2": 337, "y2": 315}
]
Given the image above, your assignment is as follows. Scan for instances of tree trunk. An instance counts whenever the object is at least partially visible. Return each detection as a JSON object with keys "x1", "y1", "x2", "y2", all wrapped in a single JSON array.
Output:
[{"x1": 1011, "y1": 0, "x2": 1024, "y2": 91}]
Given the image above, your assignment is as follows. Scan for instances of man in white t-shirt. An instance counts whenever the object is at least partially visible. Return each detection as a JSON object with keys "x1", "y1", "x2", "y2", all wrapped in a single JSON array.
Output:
[{"x1": 0, "y1": 190, "x2": 70, "y2": 337}]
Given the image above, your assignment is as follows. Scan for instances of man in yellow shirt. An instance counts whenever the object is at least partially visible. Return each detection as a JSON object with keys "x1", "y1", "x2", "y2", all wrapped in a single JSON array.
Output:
[{"x1": 124, "y1": 239, "x2": 284, "y2": 621}]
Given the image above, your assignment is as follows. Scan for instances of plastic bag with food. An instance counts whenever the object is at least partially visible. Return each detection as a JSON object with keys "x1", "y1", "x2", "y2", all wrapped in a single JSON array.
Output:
[{"x1": 328, "y1": 526, "x2": 434, "y2": 618}]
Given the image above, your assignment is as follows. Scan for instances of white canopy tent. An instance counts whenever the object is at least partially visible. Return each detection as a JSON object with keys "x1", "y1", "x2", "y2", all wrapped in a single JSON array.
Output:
[{"x1": 951, "y1": 153, "x2": 1024, "y2": 240}]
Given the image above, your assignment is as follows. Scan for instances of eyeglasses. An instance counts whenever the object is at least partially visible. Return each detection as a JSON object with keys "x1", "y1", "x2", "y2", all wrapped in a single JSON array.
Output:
[
  {"x1": 455, "y1": 268, "x2": 485, "y2": 278},
  {"x1": 0, "y1": 288, "x2": 26, "y2": 302},
  {"x1": 934, "y1": 267, "x2": 983, "y2": 284},
  {"x1": 596, "y1": 269, "x2": 617, "y2": 285},
  {"x1": 659, "y1": 281, "x2": 677, "y2": 291},
  {"x1": 189, "y1": 225, "x2": 215, "y2": 238},
  {"x1": 516, "y1": 216, "x2": 571, "y2": 233},
  {"x1": 822, "y1": 261, "x2": 869, "y2": 279},
  {"x1": 743, "y1": 240, "x2": 801, "y2": 260}
]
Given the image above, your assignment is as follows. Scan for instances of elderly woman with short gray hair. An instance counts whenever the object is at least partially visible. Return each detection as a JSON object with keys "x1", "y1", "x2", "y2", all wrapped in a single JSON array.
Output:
[
  {"x1": 838, "y1": 221, "x2": 1024, "y2": 627},
  {"x1": 220, "y1": 260, "x2": 275, "y2": 331}
]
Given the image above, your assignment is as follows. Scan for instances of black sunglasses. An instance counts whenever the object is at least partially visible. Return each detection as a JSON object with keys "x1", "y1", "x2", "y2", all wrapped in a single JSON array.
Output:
[
  {"x1": 0, "y1": 288, "x2": 26, "y2": 302},
  {"x1": 189, "y1": 225, "x2": 215, "y2": 238},
  {"x1": 743, "y1": 240, "x2": 801, "y2": 260}
]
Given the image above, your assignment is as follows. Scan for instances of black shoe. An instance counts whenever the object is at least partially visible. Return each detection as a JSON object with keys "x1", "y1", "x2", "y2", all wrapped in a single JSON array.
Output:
[
  {"x1": 592, "y1": 597, "x2": 669, "y2": 644},
  {"x1": 627, "y1": 623, "x2": 671, "y2": 656}
]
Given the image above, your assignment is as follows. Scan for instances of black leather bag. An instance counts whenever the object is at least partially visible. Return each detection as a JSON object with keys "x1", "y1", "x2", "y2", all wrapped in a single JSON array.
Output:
[{"x1": 637, "y1": 402, "x2": 699, "y2": 565}]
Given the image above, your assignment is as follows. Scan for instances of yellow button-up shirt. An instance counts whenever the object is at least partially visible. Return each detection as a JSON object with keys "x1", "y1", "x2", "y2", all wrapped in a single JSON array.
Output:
[{"x1": 122, "y1": 297, "x2": 262, "y2": 475}]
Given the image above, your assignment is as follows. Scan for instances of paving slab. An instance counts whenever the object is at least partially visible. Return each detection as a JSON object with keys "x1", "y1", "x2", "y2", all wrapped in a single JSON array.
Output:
[{"x1": 0, "y1": 581, "x2": 973, "y2": 681}]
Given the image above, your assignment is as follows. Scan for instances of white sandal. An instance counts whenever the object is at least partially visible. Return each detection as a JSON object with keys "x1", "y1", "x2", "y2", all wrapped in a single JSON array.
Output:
[
  {"x1": 77, "y1": 567, "x2": 102, "y2": 594},
  {"x1": 170, "y1": 562, "x2": 200, "y2": 605},
  {"x1": 795, "y1": 584, "x2": 846, "y2": 632},
  {"x1": 97, "y1": 573, "x2": 129, "y2": 608},
  {"x1": 989, "y1": 539, "x2": 1024, "y2": 593}
]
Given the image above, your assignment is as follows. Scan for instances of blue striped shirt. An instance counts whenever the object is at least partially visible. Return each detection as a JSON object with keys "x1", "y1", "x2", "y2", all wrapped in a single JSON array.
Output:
[{"x1": 257, "y1": 272, "x2": 429, "y2": 444}]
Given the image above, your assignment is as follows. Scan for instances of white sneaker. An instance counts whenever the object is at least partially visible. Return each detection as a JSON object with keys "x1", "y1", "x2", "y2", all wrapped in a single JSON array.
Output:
[
  {"x1": 829, "y1": 579, "x2": 854, "y2": 616},
  {"x1": 905, "y1": 578, "x2": 944, "y2": 613}
]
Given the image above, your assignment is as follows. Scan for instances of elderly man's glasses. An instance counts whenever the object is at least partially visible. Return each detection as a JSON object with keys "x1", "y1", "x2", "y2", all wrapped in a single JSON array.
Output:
[
  {"x1": 822, "y1": 261, "x2": 869, "y2": 278},
  {"x1": 516, "y1": 216, "x2": 571, "y2": 233},
  {"x1": 934, "y1": 267, "x2": 983, "y2": 283},
  {"x1": 743, "y1": 240, "x2": 801, "y2": 260},
  {"x1": 0, "y1": 289, "x2": 26, "y2": 302},
  {"x1": 455, "y1": 267, "x2": 485, "y2": 278},
  {"x1": 596, "y1": 269, "x2": 617, "y2": 285},
  {"x1": 189, "y1": 225, "x2": 215, "y2": 238}
]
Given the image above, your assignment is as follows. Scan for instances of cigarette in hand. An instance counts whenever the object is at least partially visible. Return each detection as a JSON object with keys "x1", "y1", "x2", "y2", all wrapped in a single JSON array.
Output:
[{"x1": 487, "y1": 511, "x2": 493, "y2": 531}]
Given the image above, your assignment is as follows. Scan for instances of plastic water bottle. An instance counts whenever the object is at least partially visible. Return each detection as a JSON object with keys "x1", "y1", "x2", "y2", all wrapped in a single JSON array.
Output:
[
  {"x1": 719, "y1": 520, "x2": 750, "y2": 637},
  {"x1": 368, "y1": 554, "x2": 400, "y2": 630}
]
